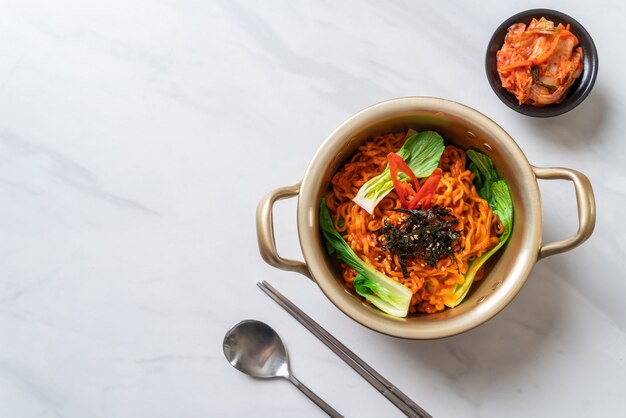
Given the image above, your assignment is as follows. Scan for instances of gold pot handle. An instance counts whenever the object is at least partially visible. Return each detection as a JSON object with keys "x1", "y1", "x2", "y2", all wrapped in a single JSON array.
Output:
[
  {"x1": 532, "y1": 166, "x2": 596, "y2": 260},
  {"x1": 256, "y1": 183, "x2": 312, "y2": 279}
]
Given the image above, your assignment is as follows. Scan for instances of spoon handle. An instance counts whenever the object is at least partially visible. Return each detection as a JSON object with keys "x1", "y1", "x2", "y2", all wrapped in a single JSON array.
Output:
[{"x1": 287, "y1": 374, "x2": 344, "y2": 418}]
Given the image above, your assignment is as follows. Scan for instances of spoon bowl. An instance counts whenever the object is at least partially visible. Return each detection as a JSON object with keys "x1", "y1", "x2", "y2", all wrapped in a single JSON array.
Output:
[{"x1": 223, "y1": 319, "x2": 289, "y2": 379}]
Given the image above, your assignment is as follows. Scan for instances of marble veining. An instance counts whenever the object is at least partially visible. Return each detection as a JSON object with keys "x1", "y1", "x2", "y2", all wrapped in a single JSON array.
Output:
[{"x1": 1, "y1": 1, "x2": 624, "y2": 417}]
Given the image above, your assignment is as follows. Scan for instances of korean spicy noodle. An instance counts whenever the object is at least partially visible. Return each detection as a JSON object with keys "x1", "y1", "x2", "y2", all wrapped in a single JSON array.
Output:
[{"x1": 324, "y1": 131, "x2": 504, "y2": 314}]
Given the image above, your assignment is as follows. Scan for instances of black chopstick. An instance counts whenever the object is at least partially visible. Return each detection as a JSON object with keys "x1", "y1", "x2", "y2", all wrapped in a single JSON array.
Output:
[{"x1": 257, "y1": 280, "x2": 433, "y2": 418}]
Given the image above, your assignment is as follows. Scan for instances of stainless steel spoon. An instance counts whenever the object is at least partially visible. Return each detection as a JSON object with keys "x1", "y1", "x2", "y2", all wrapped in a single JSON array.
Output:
[{"x1": 223, "y1": 319, "x2": 343, "y2": 417}]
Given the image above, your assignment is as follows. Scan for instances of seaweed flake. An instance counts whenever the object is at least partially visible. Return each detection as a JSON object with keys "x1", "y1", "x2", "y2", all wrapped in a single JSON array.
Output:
[{"x1": 378, "y1": 206, "x2": 461, "y2": 278}]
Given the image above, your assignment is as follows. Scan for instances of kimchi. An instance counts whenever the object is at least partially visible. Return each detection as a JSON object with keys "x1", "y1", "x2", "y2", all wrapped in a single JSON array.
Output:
[{"x1": 497, "y1": 17, "x2": 583, "y2": 106}]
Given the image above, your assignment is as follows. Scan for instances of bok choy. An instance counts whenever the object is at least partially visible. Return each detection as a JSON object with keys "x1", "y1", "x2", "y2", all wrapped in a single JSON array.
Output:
[
  {"x1": 445, "y1": 150, "x2": 513, "y2": 308},
  {"x1": 352, "y1": 131, "x2": 445, "y2": 214},
  {"x1": 319, "y1": 199, "x2": 412, "y2": 317}
]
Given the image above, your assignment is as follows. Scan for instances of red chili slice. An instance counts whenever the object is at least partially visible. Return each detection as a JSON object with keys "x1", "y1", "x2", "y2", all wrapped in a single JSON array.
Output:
[
  {"x1": 387, "y1": 152, "x2": 420, "y2": 208},
  {"x1": 408, "y1": 168, "x2": 442, "y2": 210}
]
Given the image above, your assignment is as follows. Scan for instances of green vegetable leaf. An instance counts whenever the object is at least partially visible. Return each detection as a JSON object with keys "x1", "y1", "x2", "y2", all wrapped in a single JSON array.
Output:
[
  {"x1": 531, "y1": 65, "x2": 540, "y2": 82},
  {"x1": 466, "y1": 149, "x2": 499, "y2": 202},
  {"x1": 537, "y1": 82, "x2": 557, "y2": 93},
  {"x1": 319, "y1": 200, "x2": 413, "y2": 317},
  {"x1": 445, "y1": 152, "x2": 514, "y2": 308},
  {"x1": 353, "y1": 274, "x2": 390, "y2": 303},
  {"x1": 352, "y1": 131, "x2": 445, "y2": 214}
]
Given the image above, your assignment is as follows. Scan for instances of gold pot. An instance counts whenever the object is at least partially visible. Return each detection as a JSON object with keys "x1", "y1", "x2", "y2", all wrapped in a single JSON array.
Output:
[{"x1": 257, "y1": 97, "x2": 595, "y2": 339}]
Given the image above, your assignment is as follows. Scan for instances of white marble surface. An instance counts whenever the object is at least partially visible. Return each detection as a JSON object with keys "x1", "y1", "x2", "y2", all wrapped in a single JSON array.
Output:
[{"x1": 1, "y1": 1, "x2": 625, "y2": 417}]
